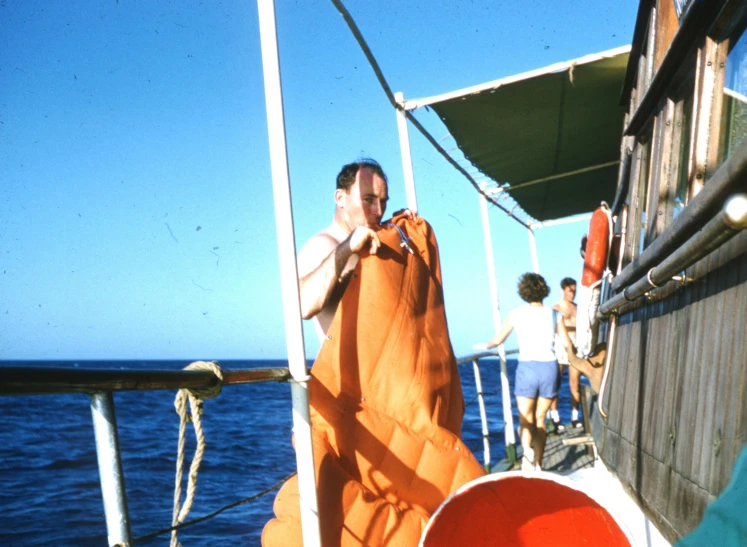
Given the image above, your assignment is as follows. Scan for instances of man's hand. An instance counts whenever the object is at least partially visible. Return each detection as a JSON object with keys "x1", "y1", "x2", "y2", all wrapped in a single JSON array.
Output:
[
  {"x1": 472, "y1": 342, "x2": 490, "y2": 351},
  {"x1": 393, "y1": 208, "x2": 417, "y2": 220},
  {"x1": 349, "y1": 226, "x2": 381, "y2": 255}
]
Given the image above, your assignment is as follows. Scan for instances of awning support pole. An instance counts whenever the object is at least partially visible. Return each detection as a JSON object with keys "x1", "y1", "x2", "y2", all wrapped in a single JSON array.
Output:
[
  {"x1": 479, "y1": 193, "x2": 516, "y2": 462},
  {"x1": 528, "y1": 228, "x2": 540, "y2": 273},
  {"x1": 395, "y1": 92, "x2": 418, "y2": 213},
  {"x1": 256, "y1": 1, "x2": 321, "y2": 545}
]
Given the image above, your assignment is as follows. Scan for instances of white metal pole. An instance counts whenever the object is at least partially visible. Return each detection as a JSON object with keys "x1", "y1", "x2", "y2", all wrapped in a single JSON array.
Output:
[
  {"x1": 256, "y1": 1, "x2": 320, "y2": 545},
  {"x1": 478, "y1": 194, "x2": 516, "y2": 451},
  {"x1": 528, "y1": 228, "x2": 540, "y2": 273},
  {"x1": 90, "y1": 392, "x2": 132, "y2": 547},
  {"x1": 471, "y1": 359, "x2": 491, "y2": 471},
  {"x1": 395, "y1": 92, "x2": 418, "y2": 213}
]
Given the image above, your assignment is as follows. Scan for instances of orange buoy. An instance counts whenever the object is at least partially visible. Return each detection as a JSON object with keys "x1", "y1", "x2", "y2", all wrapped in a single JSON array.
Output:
[
  {"x1": 576, "y1": 203, "x2": 611, "y2": 358},
  {"x1": 420, "y1": 472, "x2": 630, "y2": 547},
  {"x1": 581, "y1": 205, "x2": 612, "y2": 287}
]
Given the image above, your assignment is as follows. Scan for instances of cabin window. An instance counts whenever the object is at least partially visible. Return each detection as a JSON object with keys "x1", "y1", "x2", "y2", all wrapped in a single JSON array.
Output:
[
  {"x1": 713, "y1": 27, "x2": 747, "y2": 172},
  {"x1": 672, "y1": 0, "x2": 693, "y2": 20}
]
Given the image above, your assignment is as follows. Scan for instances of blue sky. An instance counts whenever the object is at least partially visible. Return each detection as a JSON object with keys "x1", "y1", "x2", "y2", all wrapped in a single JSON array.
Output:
[{"x1": 0, "y1": 0, "x2": 638, "y2": 360}]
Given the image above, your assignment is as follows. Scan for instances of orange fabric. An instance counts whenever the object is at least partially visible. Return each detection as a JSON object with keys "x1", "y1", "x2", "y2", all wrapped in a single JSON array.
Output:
[{"x1": 262, "y1": 216, "x2": 486, "y2": 546}]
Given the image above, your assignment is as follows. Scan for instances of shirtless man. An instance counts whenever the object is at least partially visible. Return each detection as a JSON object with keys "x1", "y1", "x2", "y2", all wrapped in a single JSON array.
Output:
[
  {"x1": 297, "y1": 159, "x2": 411, "y2": 337},
  {"x1": 550, "y1": 277, "x2": 580, "y2": 429}
]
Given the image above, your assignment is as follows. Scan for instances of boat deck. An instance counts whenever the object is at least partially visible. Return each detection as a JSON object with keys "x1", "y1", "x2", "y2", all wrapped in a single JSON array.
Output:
[{"x1": 495, "y1": 425, "x2": 596, "y2": 473}]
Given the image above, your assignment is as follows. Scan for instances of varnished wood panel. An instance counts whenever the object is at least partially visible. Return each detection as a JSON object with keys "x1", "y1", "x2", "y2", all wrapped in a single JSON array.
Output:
[{"x1": 597, "y1": 249, "x2": 747, "y2": 540}]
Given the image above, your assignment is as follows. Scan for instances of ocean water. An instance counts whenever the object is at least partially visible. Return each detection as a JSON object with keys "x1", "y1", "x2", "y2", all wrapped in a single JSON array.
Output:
[{"x1": 0, "y1": 358, "x2": 583, "y2": 546}]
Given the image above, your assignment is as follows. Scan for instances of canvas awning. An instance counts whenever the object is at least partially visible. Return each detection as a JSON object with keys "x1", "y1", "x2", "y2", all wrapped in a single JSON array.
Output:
[{"x1": 405, "y1": 46, "x2": 631, "y2": 221}]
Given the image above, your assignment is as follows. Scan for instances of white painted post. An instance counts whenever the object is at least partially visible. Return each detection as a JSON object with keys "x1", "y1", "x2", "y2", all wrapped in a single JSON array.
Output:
[
  {"x1": 478, "y1": 193, "x2": 517, "y2": 455},
  {"x1": 472, "y1": 359, "x2": 491, "y2": 471},
  {"x1": 256, "y1": 1, "x2": 320, "y2": 545},
  {"x1": 528, "y1": 228, "x2": 540, "y2": 273},
  {"x1": 394, "y1": 92, "x2": 418, "y2": 213},
  {"x1": 90, "y1": 393, "x2": 132, "y2": 547}
]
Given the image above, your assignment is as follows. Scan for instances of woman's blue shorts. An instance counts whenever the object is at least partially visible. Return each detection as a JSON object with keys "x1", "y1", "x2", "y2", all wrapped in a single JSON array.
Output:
[{"x1": 515, "y1": 360, "x2": 559, "y2": 399}]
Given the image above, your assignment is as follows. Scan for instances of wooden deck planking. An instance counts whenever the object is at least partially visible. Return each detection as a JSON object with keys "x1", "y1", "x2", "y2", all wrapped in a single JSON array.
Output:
[{"x1": 501, "y1": 426, "x2": 595, "y2": 473}]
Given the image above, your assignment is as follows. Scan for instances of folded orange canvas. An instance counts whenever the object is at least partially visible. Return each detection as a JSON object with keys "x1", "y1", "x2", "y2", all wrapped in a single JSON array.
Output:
[{"x1": 263, "y1": 216, "x2": 486, "y2": 546}]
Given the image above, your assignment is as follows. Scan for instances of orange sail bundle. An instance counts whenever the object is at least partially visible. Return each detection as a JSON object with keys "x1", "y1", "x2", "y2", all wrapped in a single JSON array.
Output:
[{"x1": 263, "y1": 216, "x2": 487, "y2": 546}]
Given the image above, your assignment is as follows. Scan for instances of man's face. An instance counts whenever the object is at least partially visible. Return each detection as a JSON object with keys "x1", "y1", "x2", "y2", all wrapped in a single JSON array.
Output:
[
  {"x1": 336, "y1": 167, "x2": 389, "y2": 230},
  {"x1": 563, "y1": 284, "x2": 576, "y2": 303}
]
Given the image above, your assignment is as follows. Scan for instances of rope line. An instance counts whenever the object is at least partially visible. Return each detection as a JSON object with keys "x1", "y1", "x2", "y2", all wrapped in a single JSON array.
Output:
[
  {"x1": 329, "y1": 0, "x2": 533, "y2": 229},
  {"x1": 171, "y1": 360, "x2": 223, "y2": 547},
  {"x1": 133, "y1": 473, "x2": 295, "y2": 545}
]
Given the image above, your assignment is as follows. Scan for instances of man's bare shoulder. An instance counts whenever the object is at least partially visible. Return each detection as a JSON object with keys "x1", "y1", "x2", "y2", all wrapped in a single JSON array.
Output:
[
  {"x1": 554, "y1": 300, "x2": 577, "y2": 314},
  {"x1": 297, "y1": 227, "x2": 345, "y2": 277}
]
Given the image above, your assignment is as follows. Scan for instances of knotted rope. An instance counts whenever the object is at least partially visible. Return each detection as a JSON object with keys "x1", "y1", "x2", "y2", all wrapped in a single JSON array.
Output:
[{"x1": 170, "y1": 361, "x2": 223, "y2": 547}]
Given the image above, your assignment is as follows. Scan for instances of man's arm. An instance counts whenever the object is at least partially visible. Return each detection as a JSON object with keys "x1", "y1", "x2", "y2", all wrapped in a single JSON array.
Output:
[{"x1": 297, "y1": 227, "x2": 380, "y2": 319}]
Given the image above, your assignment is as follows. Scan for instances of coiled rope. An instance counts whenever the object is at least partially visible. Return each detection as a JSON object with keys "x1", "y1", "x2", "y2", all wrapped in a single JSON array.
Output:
[{"x1": 170, "y1": 360, "x2": 223, "y2": 547}]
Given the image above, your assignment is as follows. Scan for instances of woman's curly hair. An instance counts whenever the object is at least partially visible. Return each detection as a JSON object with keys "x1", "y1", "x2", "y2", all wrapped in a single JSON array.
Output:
[{"x1": 517, "y1": 272, "x2": 550, "y2": 303}]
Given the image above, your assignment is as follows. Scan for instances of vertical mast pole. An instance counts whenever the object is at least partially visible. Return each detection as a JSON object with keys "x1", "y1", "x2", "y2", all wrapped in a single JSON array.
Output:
[
  {"x1": 479, "y1": 193, "x2": 517, "y2": 460},
  {"x1": 256, "y1": 1, "x2": 321, "y2": 545},
  {"x1": 395, "y1": 92, "x2": 418, "y2": 213}
]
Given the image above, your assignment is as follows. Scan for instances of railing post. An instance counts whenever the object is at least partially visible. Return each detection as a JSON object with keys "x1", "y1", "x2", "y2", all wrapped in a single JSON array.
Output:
[
  {"x1": 471, "y1": 359, "x2": 491, "y2": 471},
  {"x1": 256, "y1": 1, "x2": 321, "y2": 545},
  {"x1": 478, "y1": 191, "x2": 516, "y2": 462},
  {"x1": 90, "y1": 392, "x2": 132, "y2": 547}
]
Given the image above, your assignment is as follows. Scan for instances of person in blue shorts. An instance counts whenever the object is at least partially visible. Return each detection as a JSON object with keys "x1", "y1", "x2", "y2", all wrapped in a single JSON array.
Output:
[{"x1": 474, "y1": 273, "x2": 574, "y2": 471}]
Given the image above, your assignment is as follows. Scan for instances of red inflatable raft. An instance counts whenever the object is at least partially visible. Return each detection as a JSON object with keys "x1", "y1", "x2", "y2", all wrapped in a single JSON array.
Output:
[{"x1": 420, "y1": 471, "x2": 630, "y2": 547}]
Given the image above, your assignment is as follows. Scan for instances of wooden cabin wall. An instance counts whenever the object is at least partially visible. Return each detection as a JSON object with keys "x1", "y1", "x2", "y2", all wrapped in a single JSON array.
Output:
[
  {"x1": 594, "y1": 232, "x2": 747, "y2": 543},
  {"x1": 591, "y1": 0, "x2": 747, "y2": 542}
]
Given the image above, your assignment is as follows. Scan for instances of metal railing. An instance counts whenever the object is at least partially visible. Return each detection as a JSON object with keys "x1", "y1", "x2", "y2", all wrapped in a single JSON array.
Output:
[
  {"x1": 612, "y1": 142, "x2": 747, "y2": 292},
  {"x1": 456, "y1": 349, "x2": 519, "y2": 470},
  {"x1": 600, "y1": 194, "x2": 747, "y2": 316},
  {"x1": 0, "y1": 352, "x2": 521, "y2": 544},
  {"x1": 0, "y1": 365, "x2": 290, "y2": 547}
]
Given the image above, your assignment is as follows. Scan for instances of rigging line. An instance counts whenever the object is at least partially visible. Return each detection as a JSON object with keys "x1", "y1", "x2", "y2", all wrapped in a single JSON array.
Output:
[
  {"x1": 329, "y1": 0, "x2": 533, "y2": 230},
  {"x1": 329, "y1": 0, "x2": 396, "y2": 108},
  {"x1": 132, "y1": 473, "x2": 296, "y2": 545}
]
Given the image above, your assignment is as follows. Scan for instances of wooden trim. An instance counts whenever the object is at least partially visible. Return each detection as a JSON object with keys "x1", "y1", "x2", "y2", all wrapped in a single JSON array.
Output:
[
  {"x1": 655, "y1": 98, "x2": 676, "y2": 236},
  {"x1": 654, "y1": 0, "x2": 680, "y2": 73},
  {"x1": 624, "y1": 133, "x2": 647, "y2": 265},
  {"x1": 691, "y1": 38, "x2": 721, "y2": 197},
  {"x1": 625, "y1": 0, "x2": 725, "y2": 136},
  {"x1": 622, "y1": 0, "x2": 656, "y2": 106},
  {"x1": 705, "y1": 42, "x2": 727, "y2": 178}
]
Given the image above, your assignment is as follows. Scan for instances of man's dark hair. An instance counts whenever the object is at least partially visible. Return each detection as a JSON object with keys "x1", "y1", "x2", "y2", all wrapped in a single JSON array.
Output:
[
  {"x1": 560, "y1": 277, "x2": 576, "y2": 289},
  {"x1": 517, "y1": 272, "x2": 550, "y2": 303},
  {"x1": 336, "y1": 158, "x2": 388, "y2": 191}
]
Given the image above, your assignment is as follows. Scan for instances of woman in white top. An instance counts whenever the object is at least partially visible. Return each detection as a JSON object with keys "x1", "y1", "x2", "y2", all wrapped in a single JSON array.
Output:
[{"x1": 475, "y1": 273, "x2": 574, "y2": 470}]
